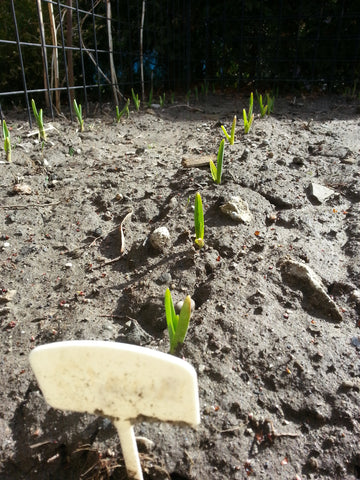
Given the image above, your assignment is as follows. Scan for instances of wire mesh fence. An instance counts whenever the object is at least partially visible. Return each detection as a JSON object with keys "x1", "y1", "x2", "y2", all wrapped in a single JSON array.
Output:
[{"x1": 0, "y1": 0, "x2": 359, "y2": 125}]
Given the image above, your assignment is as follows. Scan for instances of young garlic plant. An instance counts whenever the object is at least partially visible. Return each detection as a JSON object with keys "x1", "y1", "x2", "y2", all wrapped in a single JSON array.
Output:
[
  {"x1": 73, "y1": 99, "x2": 84, "y2": 132},
  {"x1": 194, "y1": 192, "x2": 204, "y2": 248},
  {"x1": 165, "y1": 288, "x2": 192, "y2": 355},
  {"x1": 210, "y1": 139, "x2": 225, "y2": 184},
  {"x1": 2, "y1": 120, "x2": 11, "y2": 162},
  {"x1": 257, "y1": 91, "x2": 275, "y2": 117},
  {"x1": 243, "y1": 92, "x2": 254, "y2": 134},
  {"x1": 116, "y1": 99, "x2": 130, "y2": 122},
  {"x1": 221, "y1": 115, "x2": 236, "y2": 145},
  {"x1": 31, "y1": 99, "x2": 46, "y2": 141},
  {"x1": 131, "y1": 88, "x2": 140, "y2": 111}
]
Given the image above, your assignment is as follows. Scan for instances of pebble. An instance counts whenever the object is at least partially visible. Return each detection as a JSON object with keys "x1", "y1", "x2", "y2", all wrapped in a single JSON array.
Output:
[
  {"x1": 0, "y1": 290, "x2": 17, "y2": 303},
  {"x1": 149, "y1": 226, "x2": 171, "y2": 251},
  {"x1": 175, "y1": 297, "x2": 195, "y2": 313},
  {"x1": 136, "y1": 436, "x2": 155, "y2": 452},
  {"x1": 169, "y1": 197, "x2": 178, "y2": 209},
  {"x1": 308, "y1": 183, "x2": 335, "y2": 203},
  {"x1": 278, "y1": 257, "x2": 343, "y2": 322},
  {"x1": 198, "y1": 364, "x2": 206, "y2": 373},
  {"x1": 157, "y1": 272, "x2": 172, "y2": 284},
  {"x1": 13, "y1": 184, "x2": 32, "y2": 195},
  {"x1": 103, "y1": 211, "x2": 112, "y2": 220},
  {"x1": 350, "y1": 289, "x2": 360, "y2": 304},
  {"x1": 220, "y1": 196, "x2": 252, "y2": 223},
  {"x1": 65, "y1": 262, "x2": 73, "y2": 269},
  {"x1": 292, "y1": 156, "x2": 305, "y2": 166}
]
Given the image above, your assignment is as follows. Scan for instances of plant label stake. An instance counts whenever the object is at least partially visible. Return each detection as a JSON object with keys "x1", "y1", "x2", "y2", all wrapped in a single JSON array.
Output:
[{"x1": 30, "y1": 340, "x2": 200, "y2": 480}]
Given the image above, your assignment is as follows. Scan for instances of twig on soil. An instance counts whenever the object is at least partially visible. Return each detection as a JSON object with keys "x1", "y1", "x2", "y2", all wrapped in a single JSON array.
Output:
[
  {"x1": 30, "y1": 439, "x2": 58, "y2": 449},
  {"x1": 248, "y1": 417, "x2": 299, "y2": 456},
  {"x1": 212, "y1": 424, "x2": 243, "y2": 434},
  {"x1": 91, "y1": 254, "x2": 125, "y2": 270},
  {"x1": 0, "y1": 200, "x2": 61, "y2": 209},
  {"x1": 91, "y1": 209, "x2": 133, "y2": 270},
  {"x1": 65, "y1": 209, "x2": 133, "y2": 260},
  {"x1": 119, "y1": 209, "x2": 133, "y2": 254},
  {"x1": 26, "y1": 124, "x2": 56, "y2": 137}
]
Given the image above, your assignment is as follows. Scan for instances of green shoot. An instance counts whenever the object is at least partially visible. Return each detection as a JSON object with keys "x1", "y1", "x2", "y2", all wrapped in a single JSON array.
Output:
[
  {"x1": 194, "y1": 192, "x2": 204, "y2": 248},
  {"x1": 258, "y1": 94, "x2": 268, "y2": 117},
  {"x1": 201, "y1": 80, "x2": 209, "y2": 96},
  {"x1": 165, "y1": 288, "x2": 192, "y2": 355},
  {"x1": 115, "y1": 99, "x2": 130, "y2": 122},
  {"x1": 2, "y1": 120, "x2": 11, "y2": 162},
  {"x1": 194, "y1": 86, "x2": 199, "y2": 102},
  {"x1": 243, "y1": 92, "x2": 254, "y2": 134},
  {"x1": 266, "y1": 93, "x2": 275, "y2": 115},
  {"x1": 221, "y1": 115, "x2": 236, "y2": 145},
  {"x1": 31, "y1": 99, "x2": 46, "y2": 141},
  {"x1": 210, "y1": 139, "x2": 225, "y2": 185},
  {"x1": 170, "y1": 92, "x2": 175, "y2": 104},
  {"x1": 73, "y1": 99, "x2": 84, "y2": 132},
  {"x1": 185, "y1": 89, "x2": 191, "y2": 103},
  {"x1": 131, "y1": 88, "x2": 140, "y2": 111},
  {"x1": 159, "y1": 93, "x2": 165, "y2": 107},
  {"x1": 148, "y1": 87, "x2": 153, "y2": 107}
]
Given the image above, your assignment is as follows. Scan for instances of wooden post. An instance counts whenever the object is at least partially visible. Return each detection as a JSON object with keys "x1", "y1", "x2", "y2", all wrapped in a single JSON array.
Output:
[
  {"x1": 140, "y1": 0, "x2": 146, "y2": 103},
  {"x1": 106, "y1": 0, "x2": 119, "y2": 106},
  {"x1": 48, "y1": 2, "x2": 60, "y2": 111}
]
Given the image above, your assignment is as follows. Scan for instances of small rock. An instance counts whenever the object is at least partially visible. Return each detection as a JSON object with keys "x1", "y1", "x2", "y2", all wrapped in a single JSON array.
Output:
[
  {"x1": 306, "y1": 457, "x2": 319, "y2": 471},
  {"x1": 156, "y1": 272, "x2": 172, "y2": 285},
  {"x1": 117, "y1": 318, "x2": 153, "y2": 345},
  {"x1": 240, "y1": 148, "x2": 251, "y2": 161},
  {"x1": 149, "y1": 226, "x2": 171, "y2": 251},
  {"x1": 175, "y1": 297, "x2": 195, "y2": 313},
  {"x1": 308, "y1": 183, "x2": 335, "y2": 203},
  {"x1": 220, "y1": 196, "x2": 252, "y2": 223},
  {"x1": 65, "y1": 262, "x2": 73, "y2": 269},
  {"x1": 278, "y1": 257, "x2": 343, "y2": 322},
  {"x1": 169, "y1": 197, "x2": 178, "y2": 209},
  {"x1": 0, "y1": 290, "x2": 16, "y2": 303},
  {"x1": 136, "y1": 436, "x2": 155, "y2": 453},
  {"x1": 292, "y1": 156, "x2": 305, "y2": 166},
  {"x1": 103, "y1": 211, "x2": 112, "y2": 221},
  {"x1": 13, "y1": 183, "x2": 32, "y2": 195},
  {"x1": 350, "y1": 289, "x2": 360, "y2": 305}
]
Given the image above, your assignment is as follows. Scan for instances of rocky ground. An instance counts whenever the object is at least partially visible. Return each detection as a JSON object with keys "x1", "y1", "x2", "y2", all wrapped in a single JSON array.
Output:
[{"x1": 0, "y1": 93, "x2": 360, "y2": 480}]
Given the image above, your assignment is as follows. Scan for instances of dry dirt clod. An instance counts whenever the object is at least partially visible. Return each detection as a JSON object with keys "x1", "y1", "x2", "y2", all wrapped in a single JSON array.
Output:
[
  {"x1": 278, "y1": 257, "x2": 343, "y2": 322},
  {"x1": 0, "y1": 289, "x2": 16, "y2": 303},
  {"x1": 220, "y1": 195, "x2": 252, "y2": 223},
  {"x1": 13, "y1": 183, "x2": 32, "y2": 195}
]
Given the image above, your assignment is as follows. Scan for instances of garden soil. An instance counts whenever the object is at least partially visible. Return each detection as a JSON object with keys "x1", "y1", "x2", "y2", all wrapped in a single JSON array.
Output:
[{"x1": 0, "y1": 94, "x2": 359, "y2": 480}]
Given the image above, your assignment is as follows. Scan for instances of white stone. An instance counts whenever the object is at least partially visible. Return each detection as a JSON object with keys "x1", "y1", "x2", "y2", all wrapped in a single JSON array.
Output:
[
  {"x1": 220, "y1": 196, "x2": 252, "y2": 223},
  {"x1": 175, "y1": 297, "x2": 195, "y2": 314},
  {"x1": 309, "y1": 183, "x2": 335, "y2": 203},
  {"x1": 149, "y1": 226, "x2": 171, "y2": 251}
]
